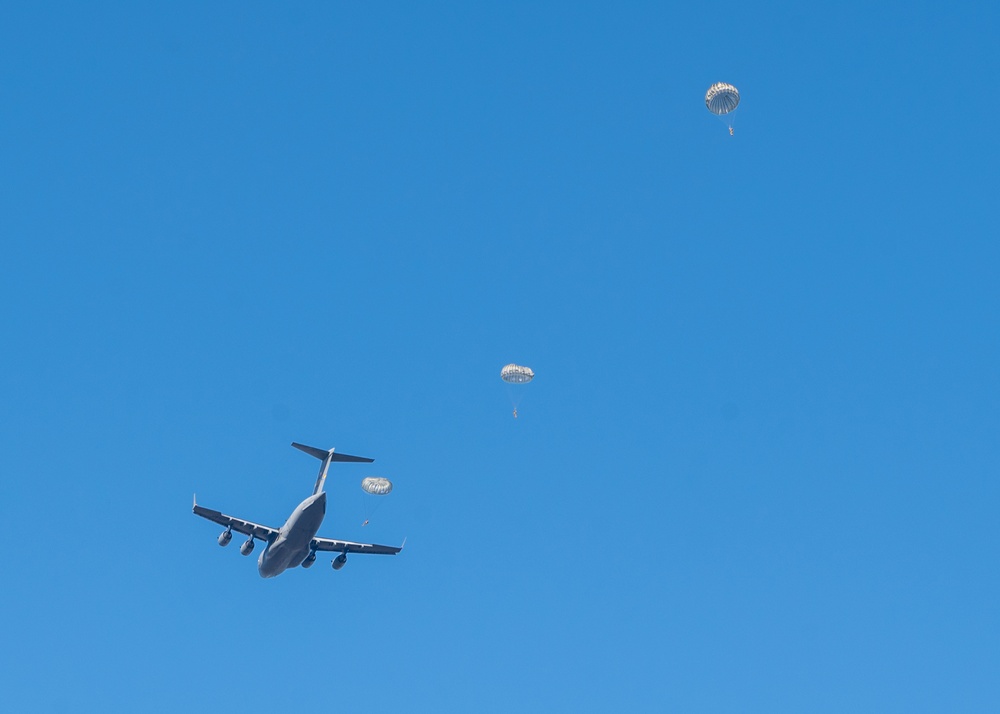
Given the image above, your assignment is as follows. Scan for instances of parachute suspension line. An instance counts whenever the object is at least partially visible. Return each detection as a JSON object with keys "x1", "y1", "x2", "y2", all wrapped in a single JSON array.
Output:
[
  {"x1": 506, "y1": 384, "x2": 526, "y2": 419},
  {"x1": 362, "y1": 493, "x2": 386, "y2": 526},
  {"x1": 506, "y1": 384, "x2": 524, "y2": 416}
]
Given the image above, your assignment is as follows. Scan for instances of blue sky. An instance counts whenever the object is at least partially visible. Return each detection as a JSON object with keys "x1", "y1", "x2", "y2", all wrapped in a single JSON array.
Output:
[{"x1": 2, "y1": 2, "x2": 999, "y2": 711}]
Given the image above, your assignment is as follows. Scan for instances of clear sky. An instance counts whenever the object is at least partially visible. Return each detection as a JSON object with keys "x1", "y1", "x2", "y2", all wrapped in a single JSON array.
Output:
[{"x1": 2, "y1": 2, "x2": 999, "y2": 711}]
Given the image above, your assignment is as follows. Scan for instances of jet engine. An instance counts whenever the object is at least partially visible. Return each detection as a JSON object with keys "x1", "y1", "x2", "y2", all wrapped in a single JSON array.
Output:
[
  {"x1": 240, "y1": 537, "x2": 255, "y2": 556},
  {"x1": 218, "y1": 529, "x2": 232, "y2": 547},
  {"x1": 301, "y1": 551, "x2": 317, "y2": 569},
  {"x1": 332, "y1": 553, "x2": 347, "y2": 571}
]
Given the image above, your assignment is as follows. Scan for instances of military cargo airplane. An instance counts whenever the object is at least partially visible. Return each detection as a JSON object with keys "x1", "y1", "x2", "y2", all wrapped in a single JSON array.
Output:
[{"x1": 193, "y1": 442, "x2": 402, "y2": 578}]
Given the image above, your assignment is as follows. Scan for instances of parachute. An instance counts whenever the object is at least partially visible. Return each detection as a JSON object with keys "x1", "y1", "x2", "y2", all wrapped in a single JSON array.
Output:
[
  {"x1": 501, "y1": 363, "x2": 534, "y2": 417},
  {"x1": 361, "y1": 476, "x2": 392, "y2": 496},
  {"x1": 500, "y1": 364, "x2": 534, "y2": 384},
  {"x1": 705, "y1": 82, "x2": 739, "y2": 135},
  {"x1": 359, "y1": 476, "x2": 392, "y2": 526}
]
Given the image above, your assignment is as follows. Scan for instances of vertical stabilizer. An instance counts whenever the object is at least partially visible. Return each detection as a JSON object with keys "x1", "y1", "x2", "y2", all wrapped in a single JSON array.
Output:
[
  {"x1": 313, "y1": 449, "x2": 335, "y2": 495},
  {"x1": 291, "y1": 442, "x2": 375, "y2": 495}
]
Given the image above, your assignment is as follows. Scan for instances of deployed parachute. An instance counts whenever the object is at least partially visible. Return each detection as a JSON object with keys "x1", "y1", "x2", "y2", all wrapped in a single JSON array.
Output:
[
  {"x1": 359, "y1": 476, "x2": 392, "y2": 526},
  {"x1": 501, "y1": 363, "x2": 534, "y2": 417},
  {"x1": 500, "y1": 364, "x2": 534, "y2": 384},
  {"x1": 361, "y1": 476, "x2": 393, "y2": 496},
  {"x1": 705, "y1": 82, "x2": 740, "y2": 135},
  {"x1": 705, "y1": 82, "x2": 739, "y2": 115}
]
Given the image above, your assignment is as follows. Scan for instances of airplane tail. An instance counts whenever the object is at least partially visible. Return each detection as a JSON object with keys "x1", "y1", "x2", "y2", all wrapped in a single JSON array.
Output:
[{"x1": 292, "y1": 442, "x2": 374, "y2": 495}]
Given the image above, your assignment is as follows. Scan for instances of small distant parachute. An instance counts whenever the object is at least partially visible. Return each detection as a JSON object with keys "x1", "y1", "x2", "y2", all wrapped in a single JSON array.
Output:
[
  {"x1": 705, "y1": 82, "x2": 739, "y2": 135},
  {"x1": 359, "y1": 477, "x2": 392, "y2": 526},
  {"x1": 500, "y1": 364, "x2": 534, "y2": 384},
  {"x1": 361, "y1": 477, "x2": 393, "y2": 496},
  {"x1": 501, "y1": 363, "x2": 534, "y2": 417}
]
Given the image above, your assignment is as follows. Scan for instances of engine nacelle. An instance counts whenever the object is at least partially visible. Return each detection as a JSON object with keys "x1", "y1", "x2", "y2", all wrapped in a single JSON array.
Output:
[
  {"x1": 218, "y1": 529, "x2": 232, "y2": 547},
  {"x1": 332, "y1": 553, "x2": 347, "y2": 571},
  {"x1": 240, "y1": 538, "x2": 255, "y2": 556},
  {"x1": 301, "y1": 552, "x2": 317, "y2": 569}
]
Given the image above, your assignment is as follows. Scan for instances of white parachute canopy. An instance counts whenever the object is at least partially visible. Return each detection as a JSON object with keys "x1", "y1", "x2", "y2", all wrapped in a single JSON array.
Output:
[
  {"x1": 361, "y1": 476, "x2": 393, "y2": 496},
  {"x1": 500, "y1": 363, "x2": 534, "y2": 384},
  {"x1": 705, "y1": 82, "x2": 739, "y2": 134}
]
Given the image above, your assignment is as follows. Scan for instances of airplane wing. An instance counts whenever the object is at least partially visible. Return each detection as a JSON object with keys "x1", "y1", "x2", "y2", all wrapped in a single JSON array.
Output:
[
  {"x1": 311, "y1": 536, "x2": 403, "y2": 556},
  {"x1": 192, "y1": 497, "x2": 279, "y2": 542}
]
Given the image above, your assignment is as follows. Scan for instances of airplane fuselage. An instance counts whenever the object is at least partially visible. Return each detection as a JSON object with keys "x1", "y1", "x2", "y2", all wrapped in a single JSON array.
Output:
[{"x1": 257, "y1": 491, "x2": 326, "y2": 578}]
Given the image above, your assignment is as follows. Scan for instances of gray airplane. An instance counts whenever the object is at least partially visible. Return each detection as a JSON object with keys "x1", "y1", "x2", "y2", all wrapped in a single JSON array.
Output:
[{"x1": 193, "y1": 442, "x2": 402, "y2": 578}]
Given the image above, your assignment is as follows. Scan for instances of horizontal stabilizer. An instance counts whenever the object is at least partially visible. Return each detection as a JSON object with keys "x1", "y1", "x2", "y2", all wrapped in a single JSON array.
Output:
[{"x1": 292, "y1": 442, "x2": 374, "y2": 463}]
